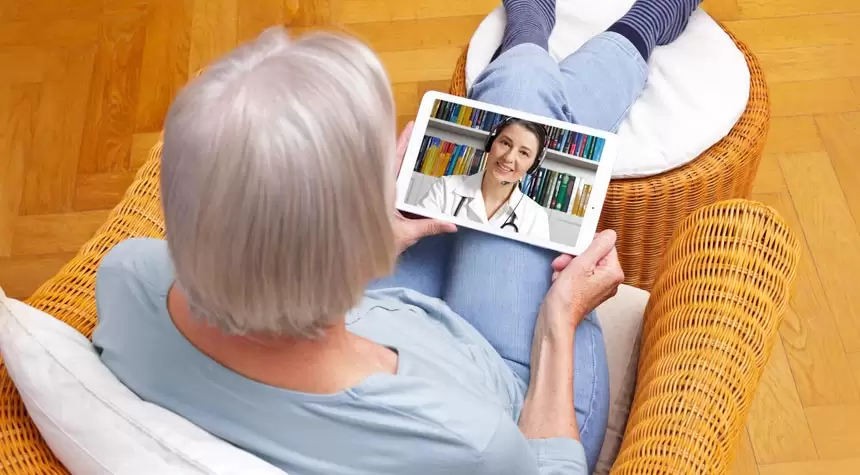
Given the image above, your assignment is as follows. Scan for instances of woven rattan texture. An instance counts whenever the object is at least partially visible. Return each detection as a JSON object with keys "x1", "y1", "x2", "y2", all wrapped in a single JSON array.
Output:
[
  {"x1": 609, "y1": 199, "x2": 800, "y2": 474},
  {"x1": 0, "y1": 161, "x2": 798, "y2": 472},
  {"x1": 448, "y1": 26, "x2": 770, "y2": 292}
]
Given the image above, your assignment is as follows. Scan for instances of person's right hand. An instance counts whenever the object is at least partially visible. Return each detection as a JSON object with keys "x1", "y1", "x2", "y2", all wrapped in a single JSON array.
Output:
[{"x1": 540, "y1": 230, "x2": 625, "y2": 335}]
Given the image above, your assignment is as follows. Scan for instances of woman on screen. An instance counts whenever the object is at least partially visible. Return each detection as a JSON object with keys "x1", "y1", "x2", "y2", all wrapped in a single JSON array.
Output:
[{"x1": 418, "y1": 118, "x2": 552, "y2": 241}]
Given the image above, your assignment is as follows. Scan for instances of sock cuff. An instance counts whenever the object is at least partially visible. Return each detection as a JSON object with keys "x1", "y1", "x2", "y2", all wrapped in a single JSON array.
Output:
[{"x1": 607, "y1": 21, "x2": 652, "y2": 60}]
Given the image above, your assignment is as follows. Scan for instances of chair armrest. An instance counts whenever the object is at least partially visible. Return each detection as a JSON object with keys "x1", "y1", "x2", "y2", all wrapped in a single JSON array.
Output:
[{"x1": 609, "y1": 199, "x2": 801, "y2": 474}]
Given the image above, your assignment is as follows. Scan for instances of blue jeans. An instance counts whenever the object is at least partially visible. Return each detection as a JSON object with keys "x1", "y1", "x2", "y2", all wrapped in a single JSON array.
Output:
[{"x1": 374, "y1": 33, "x2": 648, "y2": 472}]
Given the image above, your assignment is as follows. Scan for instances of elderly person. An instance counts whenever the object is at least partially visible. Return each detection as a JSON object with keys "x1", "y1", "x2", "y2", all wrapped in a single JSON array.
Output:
[{"x1": 94, "y1": 0, "x2": 703, "y2": 472}]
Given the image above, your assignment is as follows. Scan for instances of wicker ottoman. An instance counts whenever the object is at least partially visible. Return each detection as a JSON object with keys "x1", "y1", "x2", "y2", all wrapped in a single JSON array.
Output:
[{"x1": 449, "y1": 27, "x2": 769, "y2": 291}]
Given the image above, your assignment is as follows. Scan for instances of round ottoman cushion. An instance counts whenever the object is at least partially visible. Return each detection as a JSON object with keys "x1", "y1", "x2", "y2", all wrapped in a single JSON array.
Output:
[{"x1": 464, "y1": 1, "x2": 751, "y2": 179}]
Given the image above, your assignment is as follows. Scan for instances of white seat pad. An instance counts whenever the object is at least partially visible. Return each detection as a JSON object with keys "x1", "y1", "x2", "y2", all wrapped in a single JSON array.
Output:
[{"x1": 465, "y1": 1, "x2": 750, "y2": 179}]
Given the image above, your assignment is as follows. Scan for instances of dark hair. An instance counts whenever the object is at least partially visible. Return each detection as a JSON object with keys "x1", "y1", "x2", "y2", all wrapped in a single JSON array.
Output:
[{"x1": 497, "y1": 118, "x2": 547, "y2": 165}]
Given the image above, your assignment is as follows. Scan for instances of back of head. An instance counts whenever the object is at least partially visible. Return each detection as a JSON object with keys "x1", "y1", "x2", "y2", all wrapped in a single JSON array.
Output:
[{"x1": 161, "y1": 26, "x2": 397, "y2": 338}]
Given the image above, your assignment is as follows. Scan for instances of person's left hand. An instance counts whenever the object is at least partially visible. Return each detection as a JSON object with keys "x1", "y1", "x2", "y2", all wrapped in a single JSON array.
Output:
[{"x1": 392, "y1": 121, "x2": 456, "y2": 255}]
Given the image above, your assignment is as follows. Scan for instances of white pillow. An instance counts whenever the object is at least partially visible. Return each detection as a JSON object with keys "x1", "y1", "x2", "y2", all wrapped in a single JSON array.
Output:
[
  {"x1": 464, "y1": 1, "x2": 751, "y2": 179},
  {"x1": 0, "y1": 288, "x2": 285, "y2": 475}
]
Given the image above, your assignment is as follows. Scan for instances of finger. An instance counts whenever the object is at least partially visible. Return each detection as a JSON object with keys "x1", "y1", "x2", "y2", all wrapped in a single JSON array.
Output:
[
  {"x1": 597, "y1": 246, "x2": 619, "y2": 268},
  {"x1": 552, "y1": 254, "x2": 574, "y2": 272},
  {"x1": 596, "y1": 249, "x2": 625, "y2": 284},
  {"x1": 575, "y1": 230, "x2": 617, "y2": 268},
  {"x1": 600, "y1": 247, "x2": 624, "y2": 280},
  {"x1": 413, "y1": 219, "x2": 457, "y2": 239},
  {"x1": 396, "y1": 122, "x2": 415, "y2": 163}
]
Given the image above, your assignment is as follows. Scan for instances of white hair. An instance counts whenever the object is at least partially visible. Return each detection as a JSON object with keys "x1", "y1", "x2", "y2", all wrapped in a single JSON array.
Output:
[{"x1": 160, "y1": 26, "x2": 397, "y2": 338}]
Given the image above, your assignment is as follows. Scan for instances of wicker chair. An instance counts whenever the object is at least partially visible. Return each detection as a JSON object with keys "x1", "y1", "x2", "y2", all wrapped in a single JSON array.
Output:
[
  {"x1": 449, "y1": 27, "x2": 770, "y2": 292},
  {"x1": 0, "y1": 139, "x2": 800, "y2": 473}
]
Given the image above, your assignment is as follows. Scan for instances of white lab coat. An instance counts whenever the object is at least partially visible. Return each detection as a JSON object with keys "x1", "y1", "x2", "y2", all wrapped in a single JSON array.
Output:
[{"x1": 418, "y1": 171, "x2": 552, "y2": 241}]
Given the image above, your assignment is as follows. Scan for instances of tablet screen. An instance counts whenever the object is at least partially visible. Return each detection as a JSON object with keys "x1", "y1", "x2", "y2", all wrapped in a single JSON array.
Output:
[{"x1": 395, "y1": 91, "x2": 618, "y2": 256}]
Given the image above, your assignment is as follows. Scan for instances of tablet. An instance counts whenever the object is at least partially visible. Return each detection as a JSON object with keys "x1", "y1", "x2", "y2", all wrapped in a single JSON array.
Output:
[{"x1": 395, "y1": 91, "x2": 618, "y2": 256}]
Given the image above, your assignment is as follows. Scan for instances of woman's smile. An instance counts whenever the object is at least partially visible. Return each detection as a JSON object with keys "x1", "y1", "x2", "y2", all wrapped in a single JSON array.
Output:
[{"x1": 495, "y1": 161, "x2": 515, "y2": 175}]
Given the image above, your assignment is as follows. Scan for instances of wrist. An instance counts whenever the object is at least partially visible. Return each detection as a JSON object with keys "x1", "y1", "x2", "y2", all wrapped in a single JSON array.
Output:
[{"x1": 538, "y1": 304, "x2": 583, "y2": 341}]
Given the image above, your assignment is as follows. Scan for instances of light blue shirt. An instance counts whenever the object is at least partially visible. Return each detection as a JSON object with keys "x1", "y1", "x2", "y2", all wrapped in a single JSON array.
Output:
[{"x1": 93, "y1": 238, "x2": 588, "y2": 474}]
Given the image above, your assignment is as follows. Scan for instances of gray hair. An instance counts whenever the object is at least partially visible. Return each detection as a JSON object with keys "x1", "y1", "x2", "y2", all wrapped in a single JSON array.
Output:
[{"x1": 161, "y1": 26, "x2": 397, "y2": 338}]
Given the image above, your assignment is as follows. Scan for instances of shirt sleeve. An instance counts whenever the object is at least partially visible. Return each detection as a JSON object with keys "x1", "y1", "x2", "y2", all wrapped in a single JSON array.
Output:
[
  {"x1": 474, "y1": 415, "x2": 589, "y2": 475},
  {"x1": 526, "y1": 438, "x2": 589, "y2": 474},
  {"x1": 418, "y1": 177, "x2": 446, "y2": 213}
]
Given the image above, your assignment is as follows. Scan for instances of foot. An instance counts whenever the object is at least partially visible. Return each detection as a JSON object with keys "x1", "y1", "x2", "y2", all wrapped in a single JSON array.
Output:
[
  {"x1": 494, "y1": 0, "x2": 557, "y2": 61},
  {"x1": 607, "y1": 0, "x2": 703, "y2": 61}
]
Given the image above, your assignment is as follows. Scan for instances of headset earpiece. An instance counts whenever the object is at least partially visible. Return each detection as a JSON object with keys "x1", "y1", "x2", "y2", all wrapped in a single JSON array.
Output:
[
  {"x1": 526, "y1": 144, "x2": 547, "y2": 176},
  {"x1": 526, "y1": 126, "x2": 548, "y2": 176}
]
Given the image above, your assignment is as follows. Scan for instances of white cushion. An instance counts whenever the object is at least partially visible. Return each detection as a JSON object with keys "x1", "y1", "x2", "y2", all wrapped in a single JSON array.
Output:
[
  {"x1": 593, "y1": 284, "x2": 649, "y2": 474},
  {"x1": 0, "y1": 287, "x2": 284, "y2": 475},
  {"x1": 464, "y1": 1, "x2": 750, "y2": 179}
]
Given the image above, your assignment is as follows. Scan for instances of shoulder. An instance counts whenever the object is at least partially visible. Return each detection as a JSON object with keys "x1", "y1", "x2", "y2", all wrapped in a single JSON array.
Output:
[
  {"x1": 351, "y1": 377, "x2": 514, "y2": 457},
  {"x1": 95, "y1": 238, "x2": 175, "y2": 328},
  {"x1": 98, "y1": 238, "x2": 174, "y2": 292},
  {"x1": 355, "y1": 379, "x2": 539, "y2": 473}
]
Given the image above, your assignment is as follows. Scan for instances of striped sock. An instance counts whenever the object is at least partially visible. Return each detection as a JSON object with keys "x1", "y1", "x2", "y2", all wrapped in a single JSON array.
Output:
[
  {"x1": 607, "y1": 0, "x2": 703, "y2": 60},
  {"x1": 496, "y1": 0, "x2": 556, "y2": 58}
]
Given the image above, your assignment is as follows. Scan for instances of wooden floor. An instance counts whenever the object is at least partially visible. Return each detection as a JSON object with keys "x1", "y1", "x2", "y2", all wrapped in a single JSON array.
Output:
[{"x1": 1, "y1": 0, "x2": 859, "y2": 472}]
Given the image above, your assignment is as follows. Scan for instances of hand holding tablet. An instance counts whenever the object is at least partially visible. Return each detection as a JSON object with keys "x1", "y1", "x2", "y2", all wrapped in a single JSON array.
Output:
[
  {"x1": 395, "y1": 91, "x2": 619, "y2": 256},
  {"x1": 391, "y1": 121, "x2": 457, "y2": 255}
]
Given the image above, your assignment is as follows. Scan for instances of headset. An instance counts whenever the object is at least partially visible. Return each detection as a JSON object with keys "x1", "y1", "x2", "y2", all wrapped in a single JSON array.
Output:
[{"x1": 453, "y1": 117, "x2": 549, "y2": 233}]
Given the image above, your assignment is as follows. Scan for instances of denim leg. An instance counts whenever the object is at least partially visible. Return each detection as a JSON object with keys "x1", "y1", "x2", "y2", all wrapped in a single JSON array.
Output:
[
  {"x1": 574, "y1": 317, "x2": 610, "y2": 473},
  {"x1": 442, "y1": 228, "x2": 609, "y2": 472},
  {"x1": 469, "y1": 43, "x2": 571, "y2": 122},
  {"x1": 464, "y1": 40, "x2": 629, "y2": 471},
  {"x1": 366, "y1": 234, "x2": 454, "y2": 299},
  {"x1": 558, "y1": 32, "x2": 649, "y2": 132},
  {"x1": 442, "y1": 228, "x2": 556, "y2": 377},
  {"x1": 469, "y1": 34, "x2": 649, "y2": 133}
]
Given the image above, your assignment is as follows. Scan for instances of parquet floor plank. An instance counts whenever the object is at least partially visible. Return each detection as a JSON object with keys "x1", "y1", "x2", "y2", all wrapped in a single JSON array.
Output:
[
  {"x1": 12, "y1": 210, "x2": 111, "y2": 256},
  {"x1": 757, "y1": 191, "x2": 859, "y2": 407},
  {"x1": 135, "y1": 0, "x2": 193, "y2": 133},
  {"x1": 0, "y1": 84, "x2": 41, "y2": 257},
  {"x1": 768, "y1": 79, "x2": 860, "y2": 118},
  {"x1": 19, "y1": 48, "x2": 96, "y2": 215},
  {"x1": 779, "y1": 152, "x2": 860, "y2": 353},
  {"x1": 188, "y1": 0, "x2": 238, "y2": 79},
  {"x1": 746, "y1": 336, "x2": 818, "y2": 464},
  {"x1": 77, "y1": 4, "x2": 149, "y2": 174}
]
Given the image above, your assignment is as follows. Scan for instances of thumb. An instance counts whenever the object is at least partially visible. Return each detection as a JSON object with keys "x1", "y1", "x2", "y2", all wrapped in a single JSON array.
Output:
[
  {"x1": 413, "y1": 219, "x2": 456, "y2": 239},
  {"x1": 576, "y1": 230, "x2": 617, "y2": 267},
  {"x1": 396, "y1": 122, "x2": 415, "y2": 157}
]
